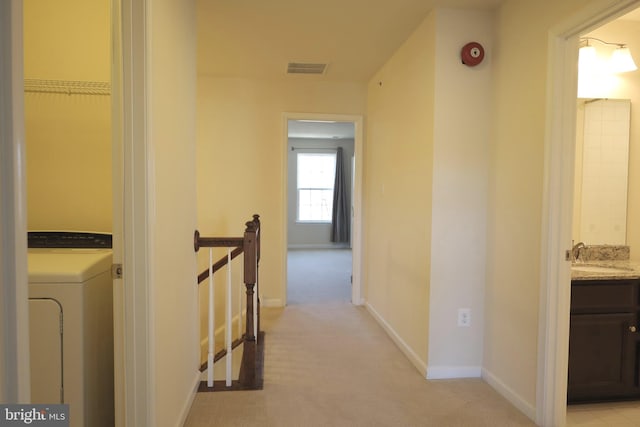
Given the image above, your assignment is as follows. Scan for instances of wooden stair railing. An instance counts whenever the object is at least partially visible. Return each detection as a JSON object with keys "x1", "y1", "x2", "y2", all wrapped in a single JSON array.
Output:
[{"x1": 194, "y1": 214, "x2": 263, "y2": 391}]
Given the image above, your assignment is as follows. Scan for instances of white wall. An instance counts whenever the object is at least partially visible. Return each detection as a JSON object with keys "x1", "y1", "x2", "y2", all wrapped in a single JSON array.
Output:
[
  {"x1": 427, "y1": 8, "x2": 493, "y2": 379},
  {"x1": 148, "y1": 0, "x2": 200, "y2": 425}
]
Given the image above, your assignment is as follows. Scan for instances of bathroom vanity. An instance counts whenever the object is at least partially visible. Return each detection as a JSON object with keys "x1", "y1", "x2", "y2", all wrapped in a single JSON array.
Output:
[{"x1": 569, "y1": 262, "x2": 640, "y2": 403}]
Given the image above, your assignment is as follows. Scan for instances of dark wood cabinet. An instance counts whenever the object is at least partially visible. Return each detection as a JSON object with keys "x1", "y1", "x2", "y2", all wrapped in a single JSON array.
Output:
[{"x1": 568, "y1": 279, "x2": 640, "y2": 403}]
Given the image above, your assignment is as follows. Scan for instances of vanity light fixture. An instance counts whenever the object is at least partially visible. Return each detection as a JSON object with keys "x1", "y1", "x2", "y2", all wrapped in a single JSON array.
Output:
[
  {"x1": 579, "y1": 37, "x2": 637, "y2": 73},
  {"x1": 578, "y1": 43, "x2": 597, "y2": 71},
  {"x1": 610, "y1": 45, "x2": 637, "y2": 73}
]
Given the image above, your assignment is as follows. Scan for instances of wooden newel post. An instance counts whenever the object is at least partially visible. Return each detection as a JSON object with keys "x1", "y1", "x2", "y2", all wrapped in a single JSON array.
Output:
[
  {"x1": 243, "y1": 220, "x2": 257, "y2": 339},
  {"x1": 239, "y1": 219, "x2": 258, "y2": 386}
]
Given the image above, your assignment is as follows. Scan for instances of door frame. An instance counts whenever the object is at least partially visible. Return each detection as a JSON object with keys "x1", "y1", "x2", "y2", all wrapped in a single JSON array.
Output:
[
  {"x1": 0, "y1": 0, "x2": 152, "y2": 422},
  {"x1": 0, "y1": 0, "x2": 30, "y2": 403},
  {"x1": 114, "y1": 0, "x2": 153, "y2": 425},
  {"x1": 282, "y1": 113, "x2": 364, "y2": 306},
  {"x1": 538, "y1": 0, "x2": 640, "y2": 425}
]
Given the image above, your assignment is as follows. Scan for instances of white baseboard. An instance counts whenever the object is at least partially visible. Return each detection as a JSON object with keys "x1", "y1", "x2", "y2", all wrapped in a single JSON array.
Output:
[
  {"x1": 177, "y1": 370, "x2": 201, "y2": 426},
  {"x1": 288, "y1": 243, "x2": 350, "y2": 250},
  {"x1": 482, "y1": 367, "x2": 537, "y2": 422},
  {"x1": 365, "y1": 302, "x2": 427, "y2": 376},
  {"x1": 426, "y1": 366, "x2": 482, "y2": 379},
  {"x1": 262, "y1": 298, "x2": 283, "y2": 307}
]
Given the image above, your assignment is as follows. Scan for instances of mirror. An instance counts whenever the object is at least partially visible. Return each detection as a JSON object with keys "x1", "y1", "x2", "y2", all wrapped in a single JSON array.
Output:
[{"x1": 573, "y1": 98, "x2": 631, "y2": 245}]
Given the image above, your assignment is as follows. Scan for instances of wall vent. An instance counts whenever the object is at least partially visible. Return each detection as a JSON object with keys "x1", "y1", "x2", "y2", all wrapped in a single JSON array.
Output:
[{"x1": 286, "y1": 62, "x2": 327, "y2": 75}]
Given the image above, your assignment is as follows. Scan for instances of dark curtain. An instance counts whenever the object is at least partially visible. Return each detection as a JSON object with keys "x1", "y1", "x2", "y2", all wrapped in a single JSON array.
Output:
[{"x1": 331, "y1": 147, "x2": 350, "y2": 243}]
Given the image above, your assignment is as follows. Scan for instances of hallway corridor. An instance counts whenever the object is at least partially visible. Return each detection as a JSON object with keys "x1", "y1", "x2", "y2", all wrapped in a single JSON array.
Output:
[{"x1": 184, "y1": 301, "x2": 534, "y2": 426}]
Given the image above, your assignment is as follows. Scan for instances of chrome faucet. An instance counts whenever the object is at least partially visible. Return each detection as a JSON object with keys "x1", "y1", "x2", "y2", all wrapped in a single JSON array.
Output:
[{"x1": 572, "y1": 242, "x2": 586, "y2": 263}]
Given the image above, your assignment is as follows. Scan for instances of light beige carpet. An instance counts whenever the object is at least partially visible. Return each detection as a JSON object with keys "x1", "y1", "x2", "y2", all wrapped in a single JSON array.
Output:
[
  {"x1": 184, "y1": 301, "x2": 535, "y2": 427},
  {"x1": 286, "y1": 249, "x2": 352, "y2": 305}
]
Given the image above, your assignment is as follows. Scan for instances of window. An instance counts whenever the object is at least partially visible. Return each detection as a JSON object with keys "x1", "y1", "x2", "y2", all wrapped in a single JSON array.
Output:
[{"x1": 297, "y1": 152, "x2": 336, "y2": 222}]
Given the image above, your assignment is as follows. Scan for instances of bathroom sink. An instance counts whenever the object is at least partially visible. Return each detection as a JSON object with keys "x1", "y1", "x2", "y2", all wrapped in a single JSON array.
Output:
[{"x1": 571, "y1": 265, "x2": 632, "y2": 274}]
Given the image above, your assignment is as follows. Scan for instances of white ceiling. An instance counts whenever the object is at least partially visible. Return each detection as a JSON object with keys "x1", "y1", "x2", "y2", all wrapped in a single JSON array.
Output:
[
  {"x1": 196, "y1": 0, "x2": 503, "y2": 82},
  {"x1": 197, "y1": 1, "x2": 639, "y2": 137},
  {"x1": 288, "y1": 120, "x2": 355, "y2": 139}
]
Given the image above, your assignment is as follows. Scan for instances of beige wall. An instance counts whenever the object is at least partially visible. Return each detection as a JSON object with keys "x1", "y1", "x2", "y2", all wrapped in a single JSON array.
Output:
[
  {"x1": 196, "y1": 76, "x2": 367, "y2": 306},
  {"x1": 148, "y1": 0, "x2": 200, "y2": 425},
  {"x1": 484, "y1": 0, "x2": 588, "y2": 413},
  {"x1": 427, "y1": 8, "x2": 493, "y2": 378},
  {"x1": 364, "y1": 13, "x2": 436, "y2": 373},
  {"x1": 24, "y1": 0, "x2": 112, "y2": 232}
]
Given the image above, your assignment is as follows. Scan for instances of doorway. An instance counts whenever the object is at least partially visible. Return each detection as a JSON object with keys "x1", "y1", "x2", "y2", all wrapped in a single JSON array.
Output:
[
  {"x1": 541, "y1": 1, "x2": 640, "y2": 425},
  {"x1": 566, "y1": 9, "x2": 640, "y2": 426},
  {"x1": 3, "y1": 1, "x2": 151, "y2": 423},
  {"x1": 22, "y1": 1, "x2": 120, "y2": 424},
  {"x1": 283, "y1": 113, "x2": 363, "y2": 306}
]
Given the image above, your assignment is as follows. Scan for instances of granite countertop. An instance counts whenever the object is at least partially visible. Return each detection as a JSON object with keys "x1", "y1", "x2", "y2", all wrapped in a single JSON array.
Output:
[{"x1": 571, "y1": 260, "x2": 640, "y2": 281}]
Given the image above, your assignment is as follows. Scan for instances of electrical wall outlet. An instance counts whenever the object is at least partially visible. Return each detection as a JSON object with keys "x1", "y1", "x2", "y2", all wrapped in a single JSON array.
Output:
[{"x1": 458, "y1": 308, "x2": 471, "y2": 327}]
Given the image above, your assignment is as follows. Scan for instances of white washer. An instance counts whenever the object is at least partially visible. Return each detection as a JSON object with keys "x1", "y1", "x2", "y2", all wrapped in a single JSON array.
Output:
[{"x1": 28, "y1": 232, "x2": 114, "y2": 427}]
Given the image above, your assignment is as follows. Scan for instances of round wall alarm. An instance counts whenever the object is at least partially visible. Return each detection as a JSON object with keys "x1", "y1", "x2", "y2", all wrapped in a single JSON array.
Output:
[{"x1": 461, "y1": 42, "x2": 485, "y2": 67}]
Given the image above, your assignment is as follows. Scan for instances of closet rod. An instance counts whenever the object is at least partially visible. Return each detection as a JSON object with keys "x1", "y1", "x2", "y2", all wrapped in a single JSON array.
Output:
[{"x1": 24, "y1": 79, "x2": 111, "y2": 96}]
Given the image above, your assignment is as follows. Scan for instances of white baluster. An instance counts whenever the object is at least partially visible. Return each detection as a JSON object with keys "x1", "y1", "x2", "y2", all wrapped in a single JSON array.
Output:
[
  {"x1": 207, "y1": 248, "x2": 214, "y2": 388},
  {"x1": 238, "y1": 264, "x2": 243, "y2": 339},
  {"x1": 226, "y1": 249, "x2": 232, "y2": 387},
  {"x1": 254, "y1": 255, "x2": 258, "y2": 344}
]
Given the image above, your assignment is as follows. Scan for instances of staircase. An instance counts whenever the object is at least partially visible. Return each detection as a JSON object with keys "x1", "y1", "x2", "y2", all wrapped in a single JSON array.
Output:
[{"x1": 194, "y1": 214, "x2": 264, "y2": 391}]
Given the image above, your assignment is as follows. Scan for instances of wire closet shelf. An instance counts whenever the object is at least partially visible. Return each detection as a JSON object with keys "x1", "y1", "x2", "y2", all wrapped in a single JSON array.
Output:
[{"x1": 24, "y1": 79, "x2": 111, "y2": 96}]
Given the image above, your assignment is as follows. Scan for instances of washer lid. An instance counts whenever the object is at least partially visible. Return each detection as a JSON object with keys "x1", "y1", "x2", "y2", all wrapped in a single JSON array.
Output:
[{"x1": 28, "y1": 250, "x2": 112, "y2": 283}]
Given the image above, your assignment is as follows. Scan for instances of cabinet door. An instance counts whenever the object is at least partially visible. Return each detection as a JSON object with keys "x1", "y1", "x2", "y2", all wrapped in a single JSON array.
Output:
[{"x1": 568, "y1": 312, "x2": 638, "y2": 402}]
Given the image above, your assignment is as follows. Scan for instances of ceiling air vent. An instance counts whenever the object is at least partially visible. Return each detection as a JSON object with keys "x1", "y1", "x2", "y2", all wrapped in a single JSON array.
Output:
[{"x1": 286, "y1": 62, "x2": 327, "y2": 75}]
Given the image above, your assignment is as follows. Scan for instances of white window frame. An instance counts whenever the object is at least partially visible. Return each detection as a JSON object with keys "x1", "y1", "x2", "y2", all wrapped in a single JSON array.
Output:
[{"x1": 296, "y1": 151, "x2": 336, "y2": 223}]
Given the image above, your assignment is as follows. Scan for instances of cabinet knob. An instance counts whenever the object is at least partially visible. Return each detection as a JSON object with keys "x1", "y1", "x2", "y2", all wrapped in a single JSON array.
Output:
[{"x1": 630, "y1": 326, "x2": 637, "y2": 333}]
